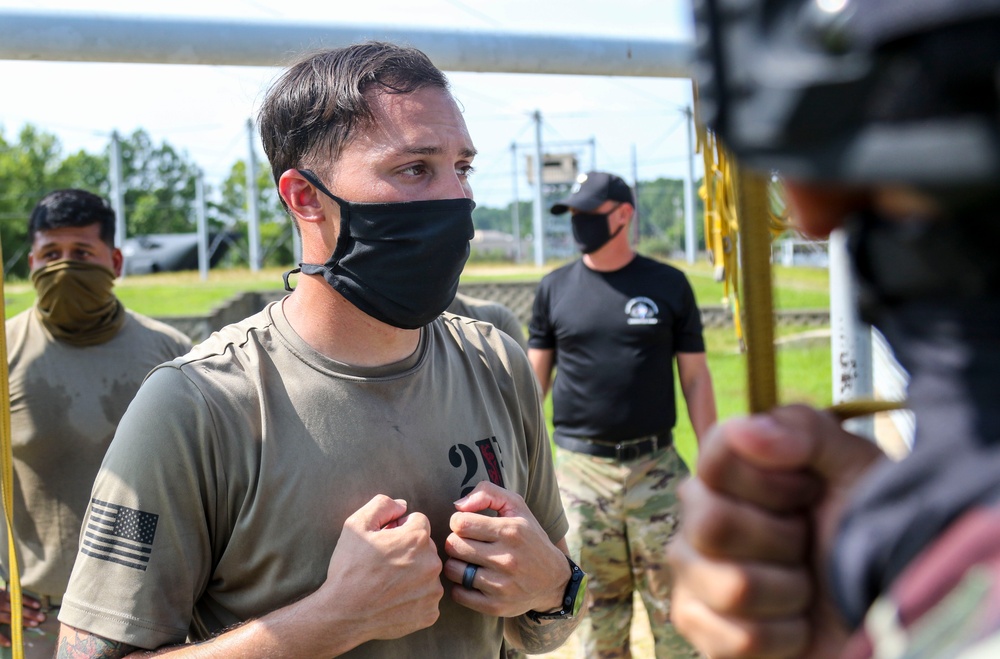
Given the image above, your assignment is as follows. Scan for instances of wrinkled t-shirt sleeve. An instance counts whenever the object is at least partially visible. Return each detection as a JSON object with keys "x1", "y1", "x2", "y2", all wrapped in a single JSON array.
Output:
[
  {"x1": 510, "y1": 345, "x2": 567, "y2": 543},
  {"x1": 527, "y1": 281, "x2": 555, "y2": 351},
  {"x1": 495, "y1": 307, "x2": 528, "y2": 353},
  {"x1": 674, "y1": 276, "x2": 706, "y2": 353},
  {"x1": 59, "y1": 366, "x2": 218, "y2": 650}
]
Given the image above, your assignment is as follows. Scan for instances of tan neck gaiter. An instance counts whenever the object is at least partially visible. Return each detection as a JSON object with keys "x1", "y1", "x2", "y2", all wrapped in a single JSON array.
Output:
[{"x1": 31, "y1": 260, "x2": 125, "y2": 346}]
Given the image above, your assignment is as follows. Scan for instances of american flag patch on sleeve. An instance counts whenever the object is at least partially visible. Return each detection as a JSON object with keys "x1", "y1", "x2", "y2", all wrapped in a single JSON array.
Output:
[{"x1": 81, "y1": 498, "x2": 159, "y2": 571}]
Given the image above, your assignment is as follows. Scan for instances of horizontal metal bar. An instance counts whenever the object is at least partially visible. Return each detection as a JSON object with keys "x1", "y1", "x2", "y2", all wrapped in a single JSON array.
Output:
[{"x1": 0, "y1": 10, "x2": 693, "y2": 78}]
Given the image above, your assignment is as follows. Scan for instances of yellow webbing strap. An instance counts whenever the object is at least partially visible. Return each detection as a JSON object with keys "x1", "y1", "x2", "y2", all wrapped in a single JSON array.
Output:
[
  {"x1": 0, "y1": 234, "x2": 24, "y2": 659},
  {"x1": 697, "y1": 114, "x2": 745, "y2": 347},
  {"x1": 725, "y1": 161, "x2": 907, "y2": 419},
  {"x1": 694, "y1": 88, "x2": 907, "y2": 421},
  {"x1": 735, "y1": 168, "x2": 779, "y2": 413}
]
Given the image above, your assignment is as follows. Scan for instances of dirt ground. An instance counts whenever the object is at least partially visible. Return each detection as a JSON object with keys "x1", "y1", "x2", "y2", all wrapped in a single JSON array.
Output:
[{"x1": 532, "y1": 594, "x2": 654, "y2": 658}]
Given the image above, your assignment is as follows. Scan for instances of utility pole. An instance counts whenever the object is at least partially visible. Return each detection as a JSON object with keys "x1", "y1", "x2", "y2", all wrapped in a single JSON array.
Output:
[
  {"x1": 630, "y1": 143, "x2": 640, "y2": 245},
  {"x1": 195, "y1": 170, "x2": 209, "y2": 281},
  {"x1": 510, "y1": 141, "x2": 522, "y2": 263},
  {"x1": 682, "y1": 105, "x2": 697, "y2": 264},
  {"x1": 532, "y1": 110, "x2": 545, "y2": 268},
  {"x1": 109, "y1": 130, "x2": 127, "y2": 275},
  {"x1": 246, "y1": 118, "x2": 261, "y2": 273},
  {"x1": 829, "y1": 228, "x2": 875, "y2": 439}
]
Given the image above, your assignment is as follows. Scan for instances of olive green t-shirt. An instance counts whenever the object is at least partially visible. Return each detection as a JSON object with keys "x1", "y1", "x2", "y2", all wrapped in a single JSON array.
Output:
[
  {"x1": 447, "y1": 293, "x2": 527, "y2": 352},
  {"x1": 4, "y1": 307, "x2": 192, "y2": 598},
  {"x1": 60, "y1": 300, "x2": 565, "y2": 657}
]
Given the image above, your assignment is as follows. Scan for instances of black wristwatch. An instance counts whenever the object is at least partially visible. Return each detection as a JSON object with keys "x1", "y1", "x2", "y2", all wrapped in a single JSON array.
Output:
[{"x1": 525, "y1": 555, "x2": 588, "y2": 622}]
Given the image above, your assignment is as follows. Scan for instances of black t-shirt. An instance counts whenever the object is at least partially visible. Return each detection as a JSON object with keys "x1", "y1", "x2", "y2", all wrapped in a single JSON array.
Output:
[{"x1": 529, "y1": 255, "x2": 705, "y2": 443}]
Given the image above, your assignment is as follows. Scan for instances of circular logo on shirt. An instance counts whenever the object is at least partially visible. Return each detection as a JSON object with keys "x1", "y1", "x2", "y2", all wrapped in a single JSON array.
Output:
[{"x1": 625, "y1": 297, "x2": 660, "y2": 325}]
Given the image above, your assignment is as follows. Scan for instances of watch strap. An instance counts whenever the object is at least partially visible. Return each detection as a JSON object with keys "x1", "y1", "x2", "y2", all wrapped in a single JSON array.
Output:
[{"x1": 525, "y1": 555, "x2": 587, "y2": 622}]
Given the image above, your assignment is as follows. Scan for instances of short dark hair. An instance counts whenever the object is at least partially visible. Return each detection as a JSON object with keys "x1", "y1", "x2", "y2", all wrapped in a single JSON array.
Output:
[
  {"x1": 258, "y1": 41, "x2": 451, "y2": 186},
  {"x1": 29, "y1": 189, "x2": 116, "y2": 247}
]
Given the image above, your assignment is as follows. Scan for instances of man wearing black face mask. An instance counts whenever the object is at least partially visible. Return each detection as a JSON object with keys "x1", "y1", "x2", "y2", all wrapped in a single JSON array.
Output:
[
  {"x1": 528, "y1": 171, "x2": 716, "y2": 657},
  {"x1": 2, "y1": 189, "x2": 191, "y2": 659},
  {"x1": 57, "y1": 43, "x2": 582, "y2": 659}
]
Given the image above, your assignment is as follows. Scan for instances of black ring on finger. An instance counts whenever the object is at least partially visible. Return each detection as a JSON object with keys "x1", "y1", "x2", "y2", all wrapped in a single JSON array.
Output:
[{"x1": 462, "y1": 563, "x2": 479, "y2": 590}]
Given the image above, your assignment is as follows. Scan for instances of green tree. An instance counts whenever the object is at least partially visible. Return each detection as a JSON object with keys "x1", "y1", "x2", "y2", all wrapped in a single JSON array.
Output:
[
  {"x1": 218, "y1": 159, "x2": 294, "y2": 268},
  {"x1": 56, "y1": 149, "x2": 109, "y2": 195},
  {"x1": 473, "y1": 200, "x2": 533, "y2": 239},
  {"x1": 116, "y1": 129, "x2": 200, "y2": 236},
  {"x1": 0, "y1": 125, "x2": 205, "y2": 278},
  {"x1": 0, "y1": 125, "x2": 107, "y2": 278},
  {"x1": 634, "y1": 177, "x2": 705, "y2": 257}
]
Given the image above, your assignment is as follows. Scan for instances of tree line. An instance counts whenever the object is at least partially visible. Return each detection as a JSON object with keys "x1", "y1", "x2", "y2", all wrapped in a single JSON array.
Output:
[
  {"x1": 0, "y1": 125, "x2": 289, "y2": 279},
  {"x1": 469, "y1": 178, "x2": 703, "y2": 259},
  {"x1": 0, "y1": 124, "x2": 701, "y2": 279}
]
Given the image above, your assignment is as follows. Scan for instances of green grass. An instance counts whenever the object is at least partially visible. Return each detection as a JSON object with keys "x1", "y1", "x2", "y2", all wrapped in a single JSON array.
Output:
[
  {"x1": 3, "y1": 258, "x2": 830, "y2": 318},
  {"x1": 3, "y1": 267, "x2": 292, "y2": 318},
  {"x1": 679, "y1": 260, "x2": 830, "y2": 310},
  {"x1": 678, "y1": 328, "x2": 832, "y2": 467},
  {"x1": 2, "y1": 266, "x2": 547, "y2": 318}
]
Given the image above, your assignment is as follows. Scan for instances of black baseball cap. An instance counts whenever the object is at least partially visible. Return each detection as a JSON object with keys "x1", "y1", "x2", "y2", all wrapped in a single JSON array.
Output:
[{"x1": 550, "y1": 171, "x2": 635, "y2": 215}]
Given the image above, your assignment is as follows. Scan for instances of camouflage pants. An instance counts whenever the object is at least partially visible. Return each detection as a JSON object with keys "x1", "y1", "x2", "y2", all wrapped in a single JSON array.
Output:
[{"x1": 557, "y1": 445, "x2": 697, "y2": 659}]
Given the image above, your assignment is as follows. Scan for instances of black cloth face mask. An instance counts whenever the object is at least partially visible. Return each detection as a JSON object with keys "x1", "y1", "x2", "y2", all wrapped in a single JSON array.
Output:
[
  {"x1": 571, "y1": 204, "x2": 623, "y2": 254},
  {"x1": 283, "y1": 169, "x2": 475, "y2": 330}
]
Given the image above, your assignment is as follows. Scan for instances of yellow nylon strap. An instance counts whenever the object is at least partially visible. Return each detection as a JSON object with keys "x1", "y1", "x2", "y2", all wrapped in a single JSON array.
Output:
[
  {"x1": 735, "y1": 168, "x2": 779, "y2": 413},
  {"x1": 694, "y1": 90, "x2": 907, "y2": 420},
  {"x1": 697, "y1": 117, "x2": 742, "y2": 335},
  {"x1": 726, "y1": 164, "x2": 907, "y2": 418},
  {"x1": 0, "y1": 234, "x2": 24, "y2": 658}
]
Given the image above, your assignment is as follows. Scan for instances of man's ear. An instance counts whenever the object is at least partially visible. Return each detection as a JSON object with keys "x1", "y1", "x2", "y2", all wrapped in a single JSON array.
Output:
[
  {"x1": 279, "y1": 170, "x2": 326, "y2": 225},
  {"x1": 618, "y1": 202, "x2": 635, "y2": 226},
  {"x1": 111, "y1": 247, "x2": 124, "y2": 277}
]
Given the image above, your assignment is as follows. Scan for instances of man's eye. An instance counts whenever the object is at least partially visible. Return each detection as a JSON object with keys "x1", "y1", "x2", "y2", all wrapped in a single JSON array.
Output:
[
  {"x1": 401, "y1": 165, "x2": 427, "y2": 176},
  {"x1": 458, "y1": 166, "x2": 476, "y2": 178}
]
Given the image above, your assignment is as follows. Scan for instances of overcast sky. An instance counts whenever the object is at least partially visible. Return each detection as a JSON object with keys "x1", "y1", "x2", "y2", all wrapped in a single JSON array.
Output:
[{"x1": 0, "y1": 0, "x2": 697, "y2": 208}]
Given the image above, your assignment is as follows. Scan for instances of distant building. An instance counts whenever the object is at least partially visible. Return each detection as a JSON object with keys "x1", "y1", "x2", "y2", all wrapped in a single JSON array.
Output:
[
  {"x1": 470, "y1": 229, "x2": 529, "y2": 261},
  {"x1": 774, "y1": 237, "x2": 829, "y2": 268}
]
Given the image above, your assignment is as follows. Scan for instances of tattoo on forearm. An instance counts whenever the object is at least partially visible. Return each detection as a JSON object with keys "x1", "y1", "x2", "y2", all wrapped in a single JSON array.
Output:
[
  {"x1": 57, "y1": 632, "x2": 138, "y2": 659},
  {"x1": 508, "y1": 614, "x2": 580, "y2": 654}
]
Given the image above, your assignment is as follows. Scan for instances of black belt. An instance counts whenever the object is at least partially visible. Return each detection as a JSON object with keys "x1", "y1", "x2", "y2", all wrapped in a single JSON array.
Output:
[{"x1": 555, "y1": 432, "x2": 672, "y2": 461}]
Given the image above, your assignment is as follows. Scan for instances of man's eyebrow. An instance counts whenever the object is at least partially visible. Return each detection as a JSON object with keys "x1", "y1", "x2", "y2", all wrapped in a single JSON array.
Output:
[
  {"x1": 36, "y1": 239, "x2": 94, "y2": 250},
  {"x1": 401, "y1": 146, "x2": 478, "y2": 158}
]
